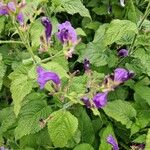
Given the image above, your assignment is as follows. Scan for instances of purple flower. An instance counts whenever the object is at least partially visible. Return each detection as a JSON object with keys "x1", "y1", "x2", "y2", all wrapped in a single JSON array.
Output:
[
  {"x1": 93, "y1": 92, "x2": 108, "y2": 108},
  {"x1": 83, "y1": 58, "x2": 90, "y2": 71},
  {"x1": 114, "y1": 68, "x2": 134, "y2": 83},
  {"x1": 0, "y1": 2, "x2": 8, "y2": 15},
  {"x1": 41, "y1": 17, "x2": 52, "y2": 42},
  {"x1": 16, "y1": 11, "x2": 24, "y2": 25},
  {"x1": 57, "y1": 21, "x2": 77, "y2": 44},
  {"x1": 36, "y1": 66, "x2": 60, "y2": 89},
  {"x1": 118, "y1": 49, "x2": 128, "y2": 57},
  {"x1": 0, "y1": 147, "x2": 9, "y2": 150},
  {"x1": 120, "y1": 0, "x2": 125, "y2": 7},
  {"x1": 7, "y1": 2, "x2": 16, "y2": 12},
  {"x1": 81, "y1": 97, "x2": 91, "y2": 108},
  {"x1": 107, "y1": 135, "x2": 119, "y2": 150}
]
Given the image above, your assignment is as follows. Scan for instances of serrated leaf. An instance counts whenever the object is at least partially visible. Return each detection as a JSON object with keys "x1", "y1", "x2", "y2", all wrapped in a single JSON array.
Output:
[
  {"x1": 103, "y1": 100, "x2": 137, "y2": 129},
  {"x1": 15, "y1": 99, "x2": 51, "y2": 140},
  {"x1": 103, "y1": 19, "x2": 138, "y2": 45},
  {"x1": 0, "y1": 56, "x2": 6, "y2": 90},
  {"x1": 134, "y1": 85, "x2": 150, "y2": 105},
  {"x1": 48, "y1": 110, "x2": 78, "y2": 147},
  {"x1": 93, "y1": 24, "x2": 108, "y2": 43},
  {"x1": 0, "y1": 107, "x2": 16, "y2": 135},
  {"x1": 9, "y1": 65, "x2": 36, "y2": 116},
  {"x1": 78, "y1": 42, "x2": 107, "y2": 67},
  {"x1": 56, "y1": 0, "x2": 91, "y2": 18},
  {"x1": 73, "y1": 143, "x2": 94, "y2": 150},
  {"x1": 145, "y1": 129, "x2": 150, "y2": 150},
  {"x1": 74, "y1": 108, "x2": 95, "y2": 144}
]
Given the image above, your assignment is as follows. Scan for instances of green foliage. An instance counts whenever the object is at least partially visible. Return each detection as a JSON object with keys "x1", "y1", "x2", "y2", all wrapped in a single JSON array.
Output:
[
  {"x1": 73, "y1": 143, "x2": 94, "y2": 150},
  {"x1": 51, "y1": 0, "x2": 91, "y2": 18},
  {"x1": 1, "y1": 0, "x2": 150, "y2": 149},
  {"x1": 0, "y1": 54, "x2": 6, "y2": 90},
  {"x1": 145, "y1": 129, "x2": 150, "y2": 150},
  {"x1": 103, "y1": 19, "x2": 138, "y2": 45},
  {"x1": 104, "y1": 100, "x2": 137, "y2": 129},
  {"x1": 73, "y1": 107, "x2": 95, "y2": 144},
  {"x1": 15, "y1": 93, "x2": 52, "y2": 140},
  {"x1": 9, "y1": 65, "x2": 36, "y2": 116},
  {"x1": 48, "y1": 110, "x2": 78, "y2": 147},
  {"x1": 99, "y1": 124, "x2": 115, "y2": 150}
]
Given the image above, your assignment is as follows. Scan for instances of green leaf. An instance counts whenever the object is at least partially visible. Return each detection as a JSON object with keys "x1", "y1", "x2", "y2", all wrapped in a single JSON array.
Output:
[
  {"x1": 74, "y1": 108, "x2": 95, "y2": 144},
  {"x1": 0, "y1": 107, "x2": 16, "y2": 135},
  {"x1": 30, "y1": 19, "x2": 43, "y2": 48},
  {"x1": 58, "y1": 0, "x2": 91, "y2": 18},
  {"x1": 48, "y1": 110, "x2": 78, "y2": 147},
  {"x1": 76, "y1": 28, "x2": 86, "y2": 36},
  {"x1": 134, "y1": 85, "x2": 150, "y2": 105},
  {"x1": 15, "y1": 96, "x2": 51, "y2": 140},
  {"x1": 93, "y1": 24, "x2": 108, "y2": 43},
  {"x1": 103, "y1": 100, "x2": 137, "y2": 129},
  {"x1": 9, "y1": 65, "x2": 36, "y2": 116},
  {"x1": 73, "y1": 143, "x2": 94, "y2": 150},
  {"x1": 0, "y1": 55, "x2": 6, "y2": 90},
  {"x1": 103, "y1": 19, "x2": 138, "y2": 45},
  {"x1": 51, "y1": 0, "x2": 91, "y2": 18},
  {"x1": 99, "y1": 124, "x2": 115, "y2": 150},
  {"x1": 78, "y1": 42, "x2": 107, "y2": 67},
  {"x1": 145, "y1": 129, "x2": 150, "y2": 150}
]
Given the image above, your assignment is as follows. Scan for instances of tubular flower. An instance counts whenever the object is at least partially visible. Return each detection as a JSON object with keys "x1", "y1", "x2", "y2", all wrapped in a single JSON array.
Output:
[
  {"x1": 118, "y1": 49, "x2": 128, "y2": 57},
  {"x1": 120, "y1": 0, "x2": 125, "y2": 7},
  {"x1": 16, "y1": 11, "x2": 24, "y2": 25},
  {"x1": 7, "y1": 1, "x2": 16, "y2": 12},
  {"x1": 57, "y1": 21, "x2": 77, "y2": 44},
  {"x1": 36, "y1": 66, "x2": 60, "y2": 89},
  {"x1": 107, "y1": 135, "x2": 119, "y2": 150},
  {"x1": 81, "y1": 97, "x2": 91, "y2": 108},
  {"x1": 114, "y1": 68, "x2": 134, "y2": 84},
  {"x1": 41, "y1": 17, "x2": 52, "y2": 42},
  {"x1": 93, "y1": 92, "x2": 108, "y2": 108},
  {"x1": 0, "y1": 2, "x2": 8, "y2": 15}
]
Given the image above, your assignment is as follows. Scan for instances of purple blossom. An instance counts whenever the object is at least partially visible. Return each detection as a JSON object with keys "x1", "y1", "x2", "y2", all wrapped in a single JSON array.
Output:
[
  {"x1": 114, "y1": 68, "x2": 134, "y2": 83},
  {"x1": 57, "y1": 21, "x2": 77, "y2": 44},
  {"x1": 107, "y1": 135, "x2": 119, "y2": 150},
  {"x1": 41, "y1": 17, "x2": 52, "y2": 42},
  {"x1": 0, "y1": 147, "x2": 9, "y2": 150},
  {"x1": 81, "y1": 97, "x2": 91, "y2": 108},
  {"x1": 0, "y1": 2, "x2": 8, "y2": 15},
  {"x1": 16, "y1": 11, "x2": 24, "y2": 25},
  {"x1": 83, "y1": 58, "x2": 90, "y2": 71},
  {"x1": 120, "y1": 0, "x2": 125, "y2": 7},
  {"x1": 7, "y1": 2, "x2": 16, "y2": 12},
  {"x1": 118, "y1": 49, "x2": 128, "y2": 57},
  {"x1": 36, "y1": 66, "x2": 60, "y2": 89},
  {"x1": 93, "y1": 92, "x2": 108, "y2": 108}
]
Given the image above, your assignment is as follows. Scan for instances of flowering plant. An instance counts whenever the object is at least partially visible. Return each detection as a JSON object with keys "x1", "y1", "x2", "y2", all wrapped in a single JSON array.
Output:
[{"x1": 0, "y1": 0, "x2": 150, "y2": 149}]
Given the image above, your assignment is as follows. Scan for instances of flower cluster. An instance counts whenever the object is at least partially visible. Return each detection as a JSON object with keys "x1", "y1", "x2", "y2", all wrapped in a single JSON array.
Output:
[
  {"x1": 81, "y1": 66, "x2": 134, "y2": 109},
  {"x1": 0, "y1": 1, "x2": 25, "y2": 25}
]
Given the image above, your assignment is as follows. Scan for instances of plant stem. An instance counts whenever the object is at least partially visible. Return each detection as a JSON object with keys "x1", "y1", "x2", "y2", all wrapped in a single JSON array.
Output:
[
  {"x1": 41, "y1": 51, "x2": 64, "y2": 63},
  {"x1": 0, "y1": 40, "x2": 23, "y2": 44},
  {"x1": 15, "y1": 23, "x2": 37, "y2": 64},
  {"x1": 116, "y1": 1, "x2": 150, "y2": 67}
]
